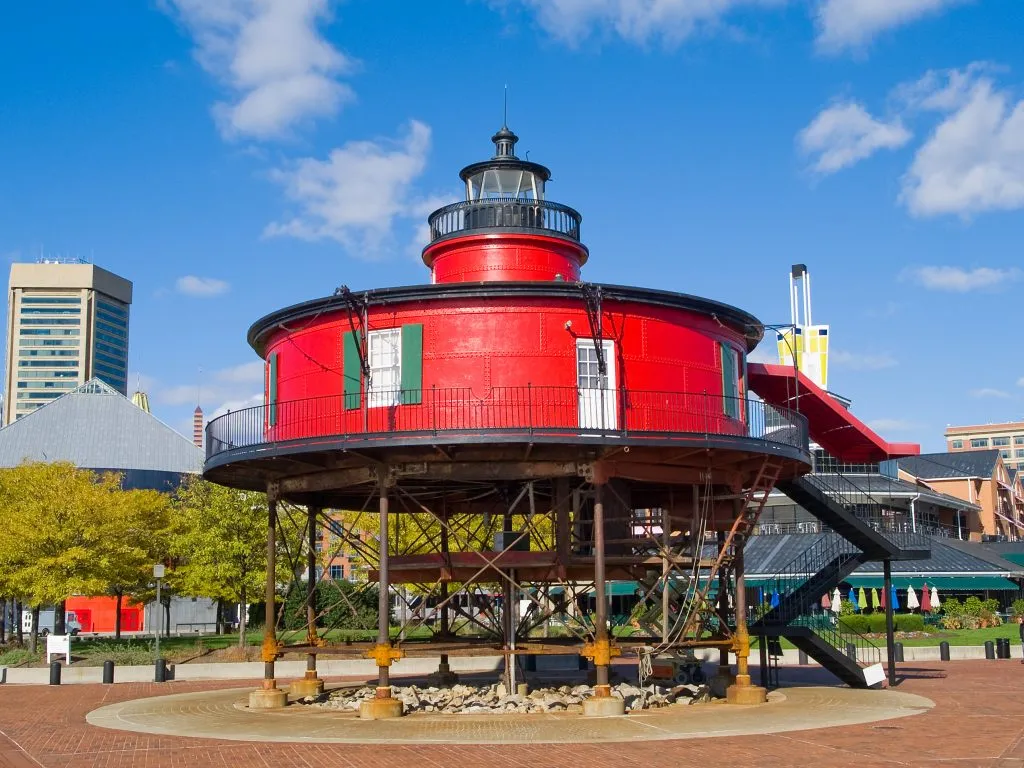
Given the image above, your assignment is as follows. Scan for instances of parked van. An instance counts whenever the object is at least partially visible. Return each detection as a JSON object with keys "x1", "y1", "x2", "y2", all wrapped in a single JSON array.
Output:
[{"x1": 21, "y1": 608, "x2": 82, "y2": 636}]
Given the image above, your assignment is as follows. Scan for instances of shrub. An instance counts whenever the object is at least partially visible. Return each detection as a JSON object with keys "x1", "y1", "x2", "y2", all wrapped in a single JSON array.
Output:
[
  {"x1": 895, "y1": 614, "x2": 924, "y2": 633},
  {"x1": 839, "y1": 615, "x2": 870, "y2": 634},
  {"x1": 281, "y1": 580, "x2": 383, "y2": 632},
  {"x1": 964, "y1": 596, "x2": 985, "y2": 617},
  {"x1": 1012, "y1": 598, "x2": 1024, "y2": 617},
  {"x1": 839, "y1": 599, "x2": 855, "y2": 616},
  {"x1": 942, "y1": 597, "x2": 963, "y2": 617},
  {"x1": 867, "y1": 613, "x2": 888, "y2": 633}
]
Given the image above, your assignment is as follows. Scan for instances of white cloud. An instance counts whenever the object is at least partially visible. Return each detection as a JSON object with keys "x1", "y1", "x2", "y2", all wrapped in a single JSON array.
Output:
[
  {"x1": 213, "y1": 360, "x2": 264, "y2": 384},
  {"x1": 154, "y1": 360, "x2": 265, "y2": 407},
  {"x1": 815, "y1": 0, "x2": 966, "y2": 53},
  {"x1": 900, "y1": 265, "x2": 1021, "y2": 292},
  {"x1": 798, "y1": 101, "x2": 911, "y2": 174},
  {"x1": 900, "y1": 67, "x2": 1024, "y2": 217},
  {"x1": 831, "y1": 349, "x2": 898, "y2": 371},
  {"x1": 176, "y1": 275, "x2": 230, "y2": 297},
  {"x1": 867, "y1": 418, "x2": 919, "y2": 433},
  {"x1": 1018, "y1": 376, "x2": 1024, "y2": 387},
  {"x1": 265, "y1": 121, "x2": 434, "y2": 255},
  {"x1": 747, "y1": 344, "x2": 778, "y2": 364},
  {"x1": 506, "y1": 0, "x2": 786, "y2": 47},
  {"x1": 164, "y1": 0, "x2": 354, "y2": 140},
  {"x1": 208, "y1": 393, "x2": 264, "y2": 419},
  {"x1": 970, "y1": 388, "x2": 1011, "y2": 399}
]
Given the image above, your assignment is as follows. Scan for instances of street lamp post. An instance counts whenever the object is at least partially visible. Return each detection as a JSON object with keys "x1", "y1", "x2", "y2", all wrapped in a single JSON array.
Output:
[
  {"x1": 153, "y1": 564, "x2": 165, "y2": 662},
  {"x1": 749, "y1": 322, "x2": 801, "y2": 413}
]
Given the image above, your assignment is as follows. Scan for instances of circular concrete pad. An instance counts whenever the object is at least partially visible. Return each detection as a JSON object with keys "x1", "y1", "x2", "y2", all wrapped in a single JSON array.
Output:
[{"x1": 86, "y1": 686, "x2": 934, "y2": 744}]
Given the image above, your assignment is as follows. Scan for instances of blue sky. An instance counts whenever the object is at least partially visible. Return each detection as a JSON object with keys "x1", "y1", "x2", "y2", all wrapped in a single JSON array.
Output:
[{"x1": 1, "y1": 0, "x2": 1022, "y2": 449}]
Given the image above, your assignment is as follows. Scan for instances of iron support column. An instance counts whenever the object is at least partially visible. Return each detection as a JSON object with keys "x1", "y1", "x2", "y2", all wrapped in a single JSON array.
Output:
[
  {"x1": 377, "y1": 476, "x2": 391, "y2": 693},
  {"x1": 250, "y1": 485, "x2": 287, "y2": 708},
  {"x1": 727, "y1": 529, "x2": 766, "y2": 704},
  {"x1": 593, "y1": 483, "x2": 610, "y2": 696},
  {"x1": 884, "y1": 559, "x2": 896, "y2": 687},
  {"x1": 263, "y1": 493, "x2": 278, "y2": 685}
]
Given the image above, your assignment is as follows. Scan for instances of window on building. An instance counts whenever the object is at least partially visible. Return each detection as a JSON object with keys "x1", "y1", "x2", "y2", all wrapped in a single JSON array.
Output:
[
  {"x1": 951, "y1": 439, "x2": 964, "y2": 449},
  {"x1": 329, "y1": 565, "x2": 344, "y2": 580},
  {"x1": 1016, "y1": 436, "x2": 1024, "y2": 446},
  {"x1": 993, "y1": 437, "x2": 1011, "y2": 447},
  {"x1": 970, "y1": 438, "x2": 990, "y2": 448},
  {"x1": 1000, "y1": 450, "x2": 1012, "y2": 459},
  {"x1": 1016, "y1": 450, "x2": 1024, "y2": 459},
  {"x1": 368, "y1": 328, "x2": 402, "y2": 407}
]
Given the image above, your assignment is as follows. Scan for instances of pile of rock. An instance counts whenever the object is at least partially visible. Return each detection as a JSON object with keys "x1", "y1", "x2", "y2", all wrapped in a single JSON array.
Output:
[{"x1": 305, "y1": 682, "x2": 712, "y2": 715}]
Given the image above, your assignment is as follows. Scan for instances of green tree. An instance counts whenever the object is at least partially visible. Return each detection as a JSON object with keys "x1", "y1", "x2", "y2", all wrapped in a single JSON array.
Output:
[
  {"x1": 0, "y1": 463, "x2": 119, "y2": 651},
  {"x1": 169, "y1": 477, "x2": 304, "y2": 647},
  {"x1": 94, "y1": 488, "x2": 171, "y2": 639}
]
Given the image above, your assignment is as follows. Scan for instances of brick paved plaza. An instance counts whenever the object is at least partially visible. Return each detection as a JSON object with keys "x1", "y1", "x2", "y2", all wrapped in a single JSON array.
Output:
[{"x1": 0, "y1": 661, "x2": 1022, "y2": 768}]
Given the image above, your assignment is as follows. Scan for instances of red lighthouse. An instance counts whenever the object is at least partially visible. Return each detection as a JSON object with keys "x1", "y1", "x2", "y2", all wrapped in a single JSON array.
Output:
[{"x1": 206, "y1": 125, "x2": 918, "y2": 716}]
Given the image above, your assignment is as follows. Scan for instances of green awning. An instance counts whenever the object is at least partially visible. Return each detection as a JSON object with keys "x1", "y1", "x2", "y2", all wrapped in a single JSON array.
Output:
[
  {"x1": 1002, "y1": 553, "x2": 1024, "y2": 567},
  {"x1": 844, "y1": 575, "x2": 1020, "y2": 591}
]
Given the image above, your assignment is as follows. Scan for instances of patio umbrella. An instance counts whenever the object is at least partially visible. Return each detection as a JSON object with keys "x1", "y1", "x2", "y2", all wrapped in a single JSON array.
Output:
[
  {"x1": 880, "y1": 587, "x2": 886, "y2": 609},
  {"x1": 821, "y1": 592, "x2": 831, "y2": 610},
  {"x1": 907, "y1": 586, "x2": 920, "y2": 611},
  {"x1": 890, "y1": 584, "x2": 900, "y2": 611},
  {"x1": 872, "y1": 588, "x2": 881, "y2": 610},
  {"x1": 931, "y1": 586, "x2": 941, "y2": 611},
  {"x1": 831, "y1": 587, "x2": 842, "y2": 615},
  {"x1": 857, "y1": 587, "x2": 868, "y2": 611},
  {"x1": 770, "y1": 590, "x2": 780, "y2": 609},
  {"x1": 848, "y1": 587, "x2": 859, "y2": 612},
  {"x1": 920, "y1": 583, "x2": 931, "y2": 612}
]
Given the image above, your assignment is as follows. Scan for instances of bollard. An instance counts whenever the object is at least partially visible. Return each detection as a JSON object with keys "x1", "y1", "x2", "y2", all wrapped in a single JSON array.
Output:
[
  {"x1": 845, "y1": 642, "x2": 857, "y2": 661},
  {"x1": 798, "y1": 650, "x2": 809, "y2": 666},
  {"x1": 155, "y1": 658, "x2": 167, "y2": 683},
  {"x1": 103, "y1": 660, "x2": 115, "y2": 684},
  {"x1": 997, "y1": 638, "x2": 1010, "y2": 659},
  {"x1": 985, "y1": 640, "x2": 995, "y2": 660},
  {"x1": 894, "y1": 642, "x2": 905, "y2": 663},
  {"x1": 939, "y1": 641, "x2": 950, "y2": 661},
  {"x1": 49, "y1": 661, "x2": 61, "y2": 686}
]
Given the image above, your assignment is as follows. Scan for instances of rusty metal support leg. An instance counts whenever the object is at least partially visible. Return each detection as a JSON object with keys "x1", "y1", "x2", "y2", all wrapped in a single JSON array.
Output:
[
  {"x1": 291, "y1": 505, "x2": 324, "y2": 698},
  {"x1": 361, "y1": 471, "x2": 403, "y2": 719},
  {"x1": 727, "y1": 530, "x2": 766, "y2": 705},
  {"x1": 583, "y1": 482, "x2": 624, "y2": 716},
  {"x1": 250, "y1": 486, "x2": 287, "y2": 709}
]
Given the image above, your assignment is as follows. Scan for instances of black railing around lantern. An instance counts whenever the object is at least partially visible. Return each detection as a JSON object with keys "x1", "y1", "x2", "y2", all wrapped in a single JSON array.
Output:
[
  {"x1": 427, "y1": 198, "x2": 584, "y2": 244},
  {"x1": 205, "y1": 386, "x2": 809, "y2": 463}
]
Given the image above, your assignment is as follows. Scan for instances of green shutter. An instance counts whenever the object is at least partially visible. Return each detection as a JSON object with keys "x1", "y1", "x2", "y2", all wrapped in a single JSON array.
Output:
[
  {"x1": 400, "y1": 324, "x2": 423, "y2": 404},
  {"x1": 268, "y1": 353, "x2": 278, "y2": 426},
  {"x1": 343, "y1": 330, "x2": 362, "y2": 410},
  {"x1": 721, "y1": 344, "x2": 739, "y2": 419}
]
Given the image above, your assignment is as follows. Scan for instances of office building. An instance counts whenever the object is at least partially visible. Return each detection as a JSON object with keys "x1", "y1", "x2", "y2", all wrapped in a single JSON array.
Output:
[
  {"x1": 945, "y1": 421, "x2": 1024, "y2": 472},
  {"x1": 4, "y1": 260, "x2": 132, "y2": 424}
]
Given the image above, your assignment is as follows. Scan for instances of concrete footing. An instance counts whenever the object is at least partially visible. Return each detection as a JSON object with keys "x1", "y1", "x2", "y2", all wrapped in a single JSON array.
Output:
[
  {"x1": 726, "y1": 675, "x2": 767, "y2": 706},
  {"x1": 359, "y1": 697, "x2": 404, "y2": 720},
  {"x1": 249, "y1": 687, "x2": 288, "y2": 709},
  {"x1": 426, "y1": 661, "x2": 459, "y2": 687},
  {"x1": 288, "y1": 677, "x2": 324, "y2": 698},
  {"x1": 710, "y1": 666, "x2": 737, "y2": 699},
  {"x1": 582, "y1": 696, "x2": 626, "y2": 717}
]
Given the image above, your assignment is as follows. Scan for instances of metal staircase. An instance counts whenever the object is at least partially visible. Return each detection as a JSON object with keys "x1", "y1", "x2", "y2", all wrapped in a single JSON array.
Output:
[{"x1": 750, "y1": 472, "x2": 931, "y2": 688}]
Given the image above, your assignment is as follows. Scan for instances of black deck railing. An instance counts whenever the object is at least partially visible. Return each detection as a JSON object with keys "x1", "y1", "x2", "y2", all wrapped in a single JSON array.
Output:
[
  {"x1": 205, "y1": 386, "x2": 809, "y2": 463},
  {"x1": 427, "y1": 198, "x2": 584, "y2": 244}
]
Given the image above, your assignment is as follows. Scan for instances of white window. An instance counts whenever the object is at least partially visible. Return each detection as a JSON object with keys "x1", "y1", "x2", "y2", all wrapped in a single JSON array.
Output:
[{"x1": 368, "y1": 328, "x2": 401, "y2": 407}]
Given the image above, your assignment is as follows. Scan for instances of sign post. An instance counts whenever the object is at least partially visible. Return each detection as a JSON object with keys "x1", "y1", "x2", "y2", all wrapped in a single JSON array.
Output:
[{"x1": 46, "y1": 633, "x2": 70, "y2": 665}]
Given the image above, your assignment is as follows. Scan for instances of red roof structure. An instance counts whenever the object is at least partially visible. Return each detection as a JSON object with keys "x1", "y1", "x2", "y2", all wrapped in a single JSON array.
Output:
[{"x1": 748, "y1": 363, "x2": 919, "y2": 463}]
